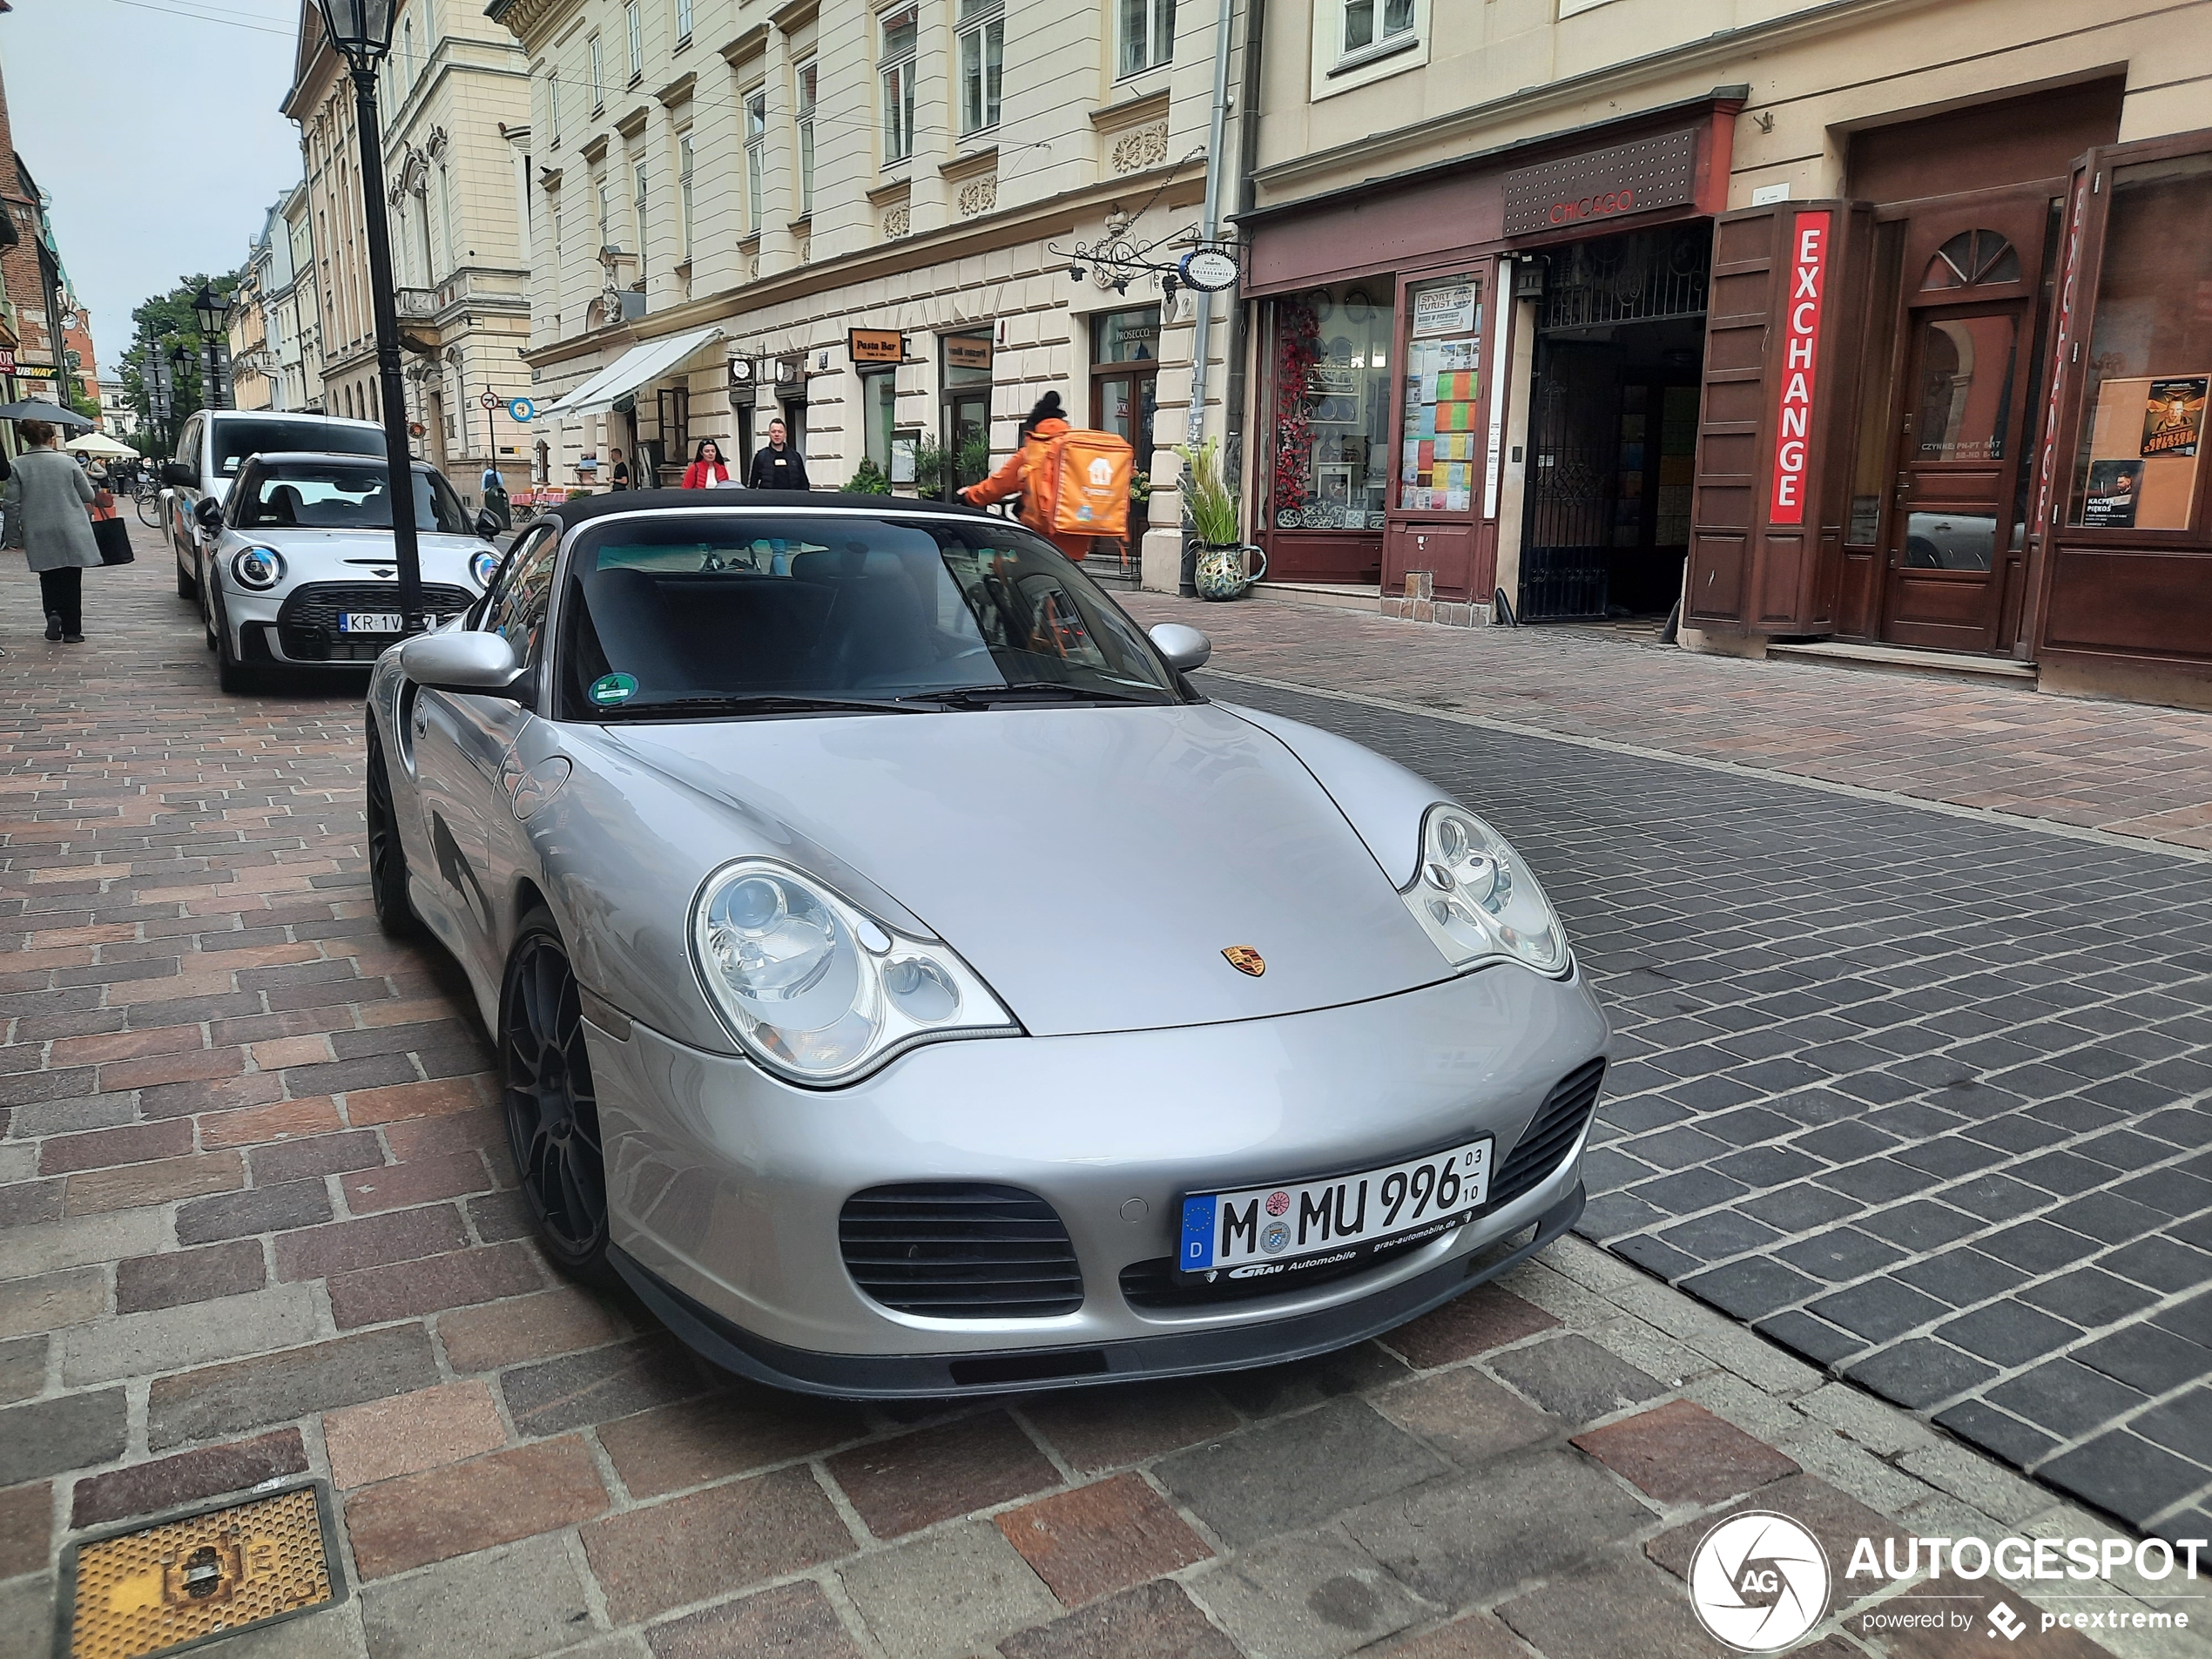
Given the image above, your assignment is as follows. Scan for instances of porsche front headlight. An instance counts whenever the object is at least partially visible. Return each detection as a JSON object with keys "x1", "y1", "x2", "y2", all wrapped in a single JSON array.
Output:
[
  {"x1": 689, "y1": 860, "x2": 1019, "y2": 1084},
  {"x1": 1401, "y1": 805, "x2": 1569, "y2": 977}
]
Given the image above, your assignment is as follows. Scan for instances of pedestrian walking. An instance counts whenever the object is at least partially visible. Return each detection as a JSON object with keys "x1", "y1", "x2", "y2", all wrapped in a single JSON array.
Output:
[
  {"x1": 609, "y1": 447, "x2": 631, "y2": 490},
  {"x1": 745, "y1": 420, "x2": 810, "y2": 490},
  {"x1": 481, "y1": 466, "x2": 511, "y2": 530},
  {"x1": 960, "y1": 391, "x2": 1094, "y2": 561},
  {"x1": 6, "y1": 420, "x2": 101, "y2": 644},
  {"x1": 680, "y1": 439, "x2": 738, "y2": 489}
]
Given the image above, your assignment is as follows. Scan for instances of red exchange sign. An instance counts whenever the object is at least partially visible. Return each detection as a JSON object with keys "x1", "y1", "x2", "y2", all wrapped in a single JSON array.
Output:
[{"x1": 1769, "y1": 211, "x2": 1831, "y2": 526}]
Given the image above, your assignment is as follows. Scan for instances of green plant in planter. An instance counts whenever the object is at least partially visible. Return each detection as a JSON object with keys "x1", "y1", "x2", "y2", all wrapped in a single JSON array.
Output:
[
  {"x1": 1129, "y1": 469, "x2": 1152, "y2": 508},
  {"x1": 957, "y1": 430, "x2": 992, "y2": 490},
  {"x1": 847, "y1": 457, "x2": 893, "y2": 495},
  {"x1": 911, "y1": 437, "x2": 948, "y2": 497},
  {"x1": 1173, "y1": 438, "x2": 1241, "y2": 548}
]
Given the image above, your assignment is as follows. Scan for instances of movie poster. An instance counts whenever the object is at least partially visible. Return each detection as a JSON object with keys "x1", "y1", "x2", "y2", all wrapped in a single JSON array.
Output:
[
  {"x1": 2141, "y1": 378, "x2": 2207, "y2": 459},
  {"x1": 2082, "y1": 460, "x2": 2144, "y2": 528}
]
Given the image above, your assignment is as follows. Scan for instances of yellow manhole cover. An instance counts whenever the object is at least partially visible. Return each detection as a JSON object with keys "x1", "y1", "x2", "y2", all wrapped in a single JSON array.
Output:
[{"x1": 60, "y1": 1484, "x2": 347, "y2": 1659}]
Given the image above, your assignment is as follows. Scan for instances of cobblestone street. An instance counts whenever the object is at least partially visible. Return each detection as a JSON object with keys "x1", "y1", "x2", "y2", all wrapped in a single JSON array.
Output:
[{"x1": 0, "y1": 533, "x2": 2207, "y2": 1659}]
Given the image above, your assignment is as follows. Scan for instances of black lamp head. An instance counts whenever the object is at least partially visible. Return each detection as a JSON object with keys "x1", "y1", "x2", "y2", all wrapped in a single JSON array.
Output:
[{"x1": 315, "y1": 0, "x2": 397, "y2": 64}]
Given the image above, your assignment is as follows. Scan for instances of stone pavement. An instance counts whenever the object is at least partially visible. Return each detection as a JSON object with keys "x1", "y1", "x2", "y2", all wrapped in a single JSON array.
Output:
[
  {"x1": 1119, "y1": 593, "x2": 2212, "y2": 853},
  {"x1": 0, "y1": 527, "x2": 2203, "y2": 1659}
]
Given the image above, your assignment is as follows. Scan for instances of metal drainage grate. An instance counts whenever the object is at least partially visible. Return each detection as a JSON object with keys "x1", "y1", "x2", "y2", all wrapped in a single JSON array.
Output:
[
  {"x1": 840, "y1": 1183, "x2": 1084, "y2": 1318},
  {"x1": 1490, "y1": 1058, "x2": 1607, "y2": 1211},
  {"x1": 59, "y1": 1483, "x2": 346, "y2": 1659}
]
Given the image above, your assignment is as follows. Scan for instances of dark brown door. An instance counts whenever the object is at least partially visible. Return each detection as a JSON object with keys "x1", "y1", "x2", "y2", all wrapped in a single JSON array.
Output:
[{"x1": 1879, "y1": 302, "x2": 2029, "y2": 651}]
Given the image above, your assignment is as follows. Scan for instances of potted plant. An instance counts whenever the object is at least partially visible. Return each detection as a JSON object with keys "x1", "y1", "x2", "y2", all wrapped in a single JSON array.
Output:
[
  {"x1": 847, "y1": 457, "x2": 894, "y2": 495},
  {"x1": 1174, "y1": 438, "x2": 1265, "y2": 601},
  {"x1": 911, "y1": 437, "x2": 948, "y2": 500}
]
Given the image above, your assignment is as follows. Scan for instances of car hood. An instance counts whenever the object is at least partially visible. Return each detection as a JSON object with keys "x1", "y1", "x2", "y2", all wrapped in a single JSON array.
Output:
[
  {"x1": 600, "y1": 703, "x2": 1453, "y2": 1038},
  {"x1": 240, "y1": 528, "x2": 489, "y2": 564}
]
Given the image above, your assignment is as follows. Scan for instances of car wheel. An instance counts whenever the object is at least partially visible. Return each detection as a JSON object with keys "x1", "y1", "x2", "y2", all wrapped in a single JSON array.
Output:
[
  {"x1": 364, "y1": 721, "x2": 421, "y2": 940},
  {"x1": 502, "y1": 910, "x2": 616, "y2": 1286},
  {"x1": 201, "y1": 560, "x2": 220, "y2": 651}
]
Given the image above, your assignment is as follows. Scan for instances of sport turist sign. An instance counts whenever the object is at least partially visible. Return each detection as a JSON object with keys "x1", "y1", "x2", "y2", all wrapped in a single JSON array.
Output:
[{"x1": 1769, "y1": 210, "x2": 1831, "y2": 525}]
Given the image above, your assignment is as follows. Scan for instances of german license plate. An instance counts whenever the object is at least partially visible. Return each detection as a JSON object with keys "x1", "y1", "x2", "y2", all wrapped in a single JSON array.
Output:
[
  {"x1": 1178, "y1": 1137, "x2": 1493, "y2": 1283},
  {"x1": 338, "y1": 612, "x2": 402, "y2": 634}
]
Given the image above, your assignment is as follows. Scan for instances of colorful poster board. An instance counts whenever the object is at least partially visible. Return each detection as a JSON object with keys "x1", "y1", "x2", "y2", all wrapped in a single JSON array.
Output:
[{"x1": 2074, "y1": 374, "x2": 2207, "y2": 530}]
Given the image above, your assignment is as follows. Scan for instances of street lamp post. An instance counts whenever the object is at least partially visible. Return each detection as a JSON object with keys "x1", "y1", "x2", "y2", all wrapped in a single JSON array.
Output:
[
  {"x1": 314, "y1": 0, "x2": 423, "y2": 636},
  {"x1": 166, "y1": 345, "x2": 190, "y2": 455},
  {"x1": 192, "y1": 285, "x2": 232, "y2": 413}
]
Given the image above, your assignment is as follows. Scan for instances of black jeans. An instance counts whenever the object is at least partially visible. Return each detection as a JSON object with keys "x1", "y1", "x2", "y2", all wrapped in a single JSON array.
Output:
[{"x1": 39, "y1": 567, "x2": 82, "y2": 635}]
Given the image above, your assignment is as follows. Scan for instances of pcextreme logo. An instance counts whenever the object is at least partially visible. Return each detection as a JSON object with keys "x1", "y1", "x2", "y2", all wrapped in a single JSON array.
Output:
[{"x1": 1687, "y1": 1515, "x2": 2206, "y2": 1652}]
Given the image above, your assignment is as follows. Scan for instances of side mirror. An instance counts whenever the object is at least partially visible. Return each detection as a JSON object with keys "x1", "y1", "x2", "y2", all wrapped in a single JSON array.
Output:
[
  {"x1": 160, "y1": 460, "x2": 196, "y2": 489},
  {"x1": 398, "y1": 631, "x2": 527, "y2": 699},
  {"x1": 1149, "y1": 623, "x2": 1211, "y2": 672},
  {"x1": 474, "y1": 509, "x2": 502, "y2": 542},
  {"x1": 192, "y1": 497, "x2": 225, "y2": 532}
]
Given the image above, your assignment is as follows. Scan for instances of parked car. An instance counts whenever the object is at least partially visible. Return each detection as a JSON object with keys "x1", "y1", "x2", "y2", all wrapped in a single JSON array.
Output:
[
  {"x1": 197, "y1": 452, "x2": 502, "y2": 692},
  {"x1": 363, "y1": 489, "x2": 1608, "y2": 1397},
  {"x1": 163, "y1": 408, "x2": 387, "y2": 600}
]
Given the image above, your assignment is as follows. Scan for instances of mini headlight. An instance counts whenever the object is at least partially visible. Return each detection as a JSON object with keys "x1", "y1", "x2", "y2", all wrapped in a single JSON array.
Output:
[
  {"x1": 470, "y1": 549, "x2": 500, "y2": 588},
  {"x1": 1401, "y1": 805, "x2": 1569, "y2": 977},
  {"x1": 690, "y1": 860, "x2": 1019, "y2": 1084},
  {"x1": 231, "y1": 546, "x2": 284, "y2": 590}
]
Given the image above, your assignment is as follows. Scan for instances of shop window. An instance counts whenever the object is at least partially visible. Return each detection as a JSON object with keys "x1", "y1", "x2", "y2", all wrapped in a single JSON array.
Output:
[
  {"x1": 2067, "y1": 153, "x2": 2212, "y2": 531},
  {"x1": 1921, "y1": 229, "x2": 2020, "y2": 291},
  {"x1": 861, "y1": 371, "x2": 898, "y2": 473},
  {"x1": 880, "y1": 6, "x2": 918, "y2": 165},
  {"x1": 1268, "y1": 283, "x2": 1393, "y2": 529},
  {"x1": 1400, "y1": 273, "x2": 1481, "y2": 514},
  {"x1": 959, "y1": 0, "x2": 1004, "y2": 137},
  {"x1": 1092, "y1": 307, "x2": 1160, "y2": 536},
  {"x1": 1341, "y1": 0, "x2": 1413, "y2": 61},
  {"x1": 1118, "y1": 0, "x2": 1176, "y2": 78}
]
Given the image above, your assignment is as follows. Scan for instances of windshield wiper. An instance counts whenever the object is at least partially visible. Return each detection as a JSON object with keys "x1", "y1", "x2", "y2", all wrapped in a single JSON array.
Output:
[
  {"x1": 908, "y1": 683, "x2": 1166, "y2": 709},
  {"x1": 595, "y1": 693, "x2": 941, "y2": 719}
]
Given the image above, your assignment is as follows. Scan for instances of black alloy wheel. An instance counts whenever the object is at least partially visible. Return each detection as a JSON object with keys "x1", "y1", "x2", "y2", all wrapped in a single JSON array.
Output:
[
  {"x1": 502, "y1": 912, "x2": 615, "y2": 1285},
  {"x1": 363, "y1": 720, "x2": 420, "y2": 940}
]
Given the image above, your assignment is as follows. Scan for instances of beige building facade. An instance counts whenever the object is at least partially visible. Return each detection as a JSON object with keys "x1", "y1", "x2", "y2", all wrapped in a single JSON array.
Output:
[
  {"x1": 491, "y1": 0, "x2": 1241, "y2": 583},
  {"x1": 284, "y1": 0, "x2": 532, "y2": 497},
  {"x1": 1237, "y1": 0, "x2": 2212, "y2": 707}
]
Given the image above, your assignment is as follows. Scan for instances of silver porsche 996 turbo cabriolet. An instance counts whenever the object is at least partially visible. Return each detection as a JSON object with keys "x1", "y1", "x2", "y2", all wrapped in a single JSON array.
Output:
[{"x1": 365, "y1": 489, "x2": 1609, "y2": 1397}]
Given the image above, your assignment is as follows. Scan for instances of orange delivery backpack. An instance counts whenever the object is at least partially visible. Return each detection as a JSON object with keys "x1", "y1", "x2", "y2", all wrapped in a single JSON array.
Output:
[{"x1": 1028, "y1": 428, "x2": 1134, "y2": 541}]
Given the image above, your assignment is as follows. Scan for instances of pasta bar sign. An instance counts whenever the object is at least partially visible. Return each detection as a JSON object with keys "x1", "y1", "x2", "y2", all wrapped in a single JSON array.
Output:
[{"x1": 1769, "y1": 211, "x2": 1830, "y2": 525}]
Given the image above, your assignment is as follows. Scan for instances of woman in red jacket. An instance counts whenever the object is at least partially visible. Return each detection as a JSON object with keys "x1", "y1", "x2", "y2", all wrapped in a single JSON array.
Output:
[
  {"x1": 679, "y1": 439, "x2": 736, "y2": 489},
  {"x1": 959, "y1": 391, "x2": 1090, "y2": 561}
]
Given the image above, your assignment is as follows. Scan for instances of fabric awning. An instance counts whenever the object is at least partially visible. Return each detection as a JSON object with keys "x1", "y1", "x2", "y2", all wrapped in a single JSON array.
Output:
[{"x1": 539, "y1": 324, "x2": 726, "y2": 420}]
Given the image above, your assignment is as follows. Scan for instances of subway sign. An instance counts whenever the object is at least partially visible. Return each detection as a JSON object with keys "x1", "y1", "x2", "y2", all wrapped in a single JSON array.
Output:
[{"x1": 1769, "y1": 211, "x2": 1831, "y2": 526}]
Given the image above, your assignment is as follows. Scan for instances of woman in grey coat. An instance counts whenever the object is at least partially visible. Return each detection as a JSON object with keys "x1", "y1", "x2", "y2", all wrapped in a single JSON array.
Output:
[{"x1": 6, "y1": 419, "x2": 98, "y2": 643}]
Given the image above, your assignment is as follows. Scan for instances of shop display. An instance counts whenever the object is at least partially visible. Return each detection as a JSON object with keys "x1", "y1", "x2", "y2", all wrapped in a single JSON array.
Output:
[
  {"x1": 1268, "y1": 282, "x2": 1395, "y2": 530},
  {"x1": 2071, "y1": 374, "x2": 2207, "y2": 530},
  {"x1": 1400, "y1": 274, "x2": 1485, "y2": 512}
]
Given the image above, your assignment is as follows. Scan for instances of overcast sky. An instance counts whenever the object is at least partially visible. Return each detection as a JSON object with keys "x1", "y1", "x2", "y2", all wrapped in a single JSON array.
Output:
[{"x1": 5, "y1": 0, "x2": 303, "y2": 374}]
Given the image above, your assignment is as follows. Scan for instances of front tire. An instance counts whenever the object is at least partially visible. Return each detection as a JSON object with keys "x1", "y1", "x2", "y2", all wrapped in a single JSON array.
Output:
[
  {"x1": 502, "y1": 912, "x2": 615, "y2": 1287},
  {"x1": 364, "y1": 720, "x2": 421, "y2": 940},
  {"x1": 212, "y1": 589, "x2": 258, "y2": 693}
]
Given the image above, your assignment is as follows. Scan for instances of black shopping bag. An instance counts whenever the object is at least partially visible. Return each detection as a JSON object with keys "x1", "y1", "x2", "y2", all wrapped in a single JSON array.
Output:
[{"x1": 92, "y1": 517, "x2": 134, "y2": 565}]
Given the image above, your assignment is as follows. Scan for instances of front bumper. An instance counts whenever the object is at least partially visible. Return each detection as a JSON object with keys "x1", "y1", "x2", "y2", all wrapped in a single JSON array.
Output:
[{"x1": 590, "y1": 961, "x2": 1608, "y2": 1393}]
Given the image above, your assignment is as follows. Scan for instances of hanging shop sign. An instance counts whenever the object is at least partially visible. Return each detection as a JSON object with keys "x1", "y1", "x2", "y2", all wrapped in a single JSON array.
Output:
[
  {"x1": 15, "y1": 362, "x2": 56, "y2": 381},
  {"x1": 1767, "y1": 210, "x2": 1831, "y2": 526},
  {"x1": 1501, "y1": 130, "x2": 1699, "y2": 237},
  {"x1": 728, "y1": 356, "x2": 755, "y2": 387},
  {"x1": 944, "y1": 336, "x2": 994, "y2": 371},
  {"x1": 848, "y1": 328, "x2": 905, "y2": 365},
  {"x1": 1178, "y1": 249, "x2": 1239, "y2": 293},
  {"x1": 0, "y1": 349, "x2": 16, "y2": 374},
  {"x1": 774, "y1": 354, "x2": 806, "y2": 388}
]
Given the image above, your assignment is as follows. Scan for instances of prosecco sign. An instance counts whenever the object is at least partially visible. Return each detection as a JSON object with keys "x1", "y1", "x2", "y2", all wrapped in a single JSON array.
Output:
[{"x1": 1769, "y1": 211, "x2": 1831, "y2": 526}]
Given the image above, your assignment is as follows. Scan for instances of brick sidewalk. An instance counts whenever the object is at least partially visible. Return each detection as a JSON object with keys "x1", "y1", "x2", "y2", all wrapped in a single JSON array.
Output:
[
  {"x1": 1119, "y1": 594, "x2": 2212, "y2": 853},
  {"x1": 0, "y1": 529, "x2": 2196, "y2": 1659}
]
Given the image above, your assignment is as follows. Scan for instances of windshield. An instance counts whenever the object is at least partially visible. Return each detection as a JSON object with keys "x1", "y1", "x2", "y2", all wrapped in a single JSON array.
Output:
[
  {"x1": 234, "y1": 462, "x2": 472, "y2": 534},
  {"x1": 556, "y1": 514, "x2": 1182, "y2": 718},
  {"x1": 212, "y1": 419, "x2": 383, "y2": 477}
]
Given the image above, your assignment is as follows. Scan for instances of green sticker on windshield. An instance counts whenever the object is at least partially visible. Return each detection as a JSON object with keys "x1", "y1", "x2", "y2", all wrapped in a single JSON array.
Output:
[{"x1": 588, "y1": 672, "x2": 638, "y2": 706}]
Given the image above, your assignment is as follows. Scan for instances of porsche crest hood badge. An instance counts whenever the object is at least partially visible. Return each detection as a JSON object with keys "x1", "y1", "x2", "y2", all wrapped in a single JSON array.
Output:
[{"x1": 1221, "y1": 946, "x2": 1265, "y2": 977}]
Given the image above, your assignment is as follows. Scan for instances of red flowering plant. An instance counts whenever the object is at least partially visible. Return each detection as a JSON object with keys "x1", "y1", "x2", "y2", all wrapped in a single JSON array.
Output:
[{"x1": 1271, "y1": 300, "x2": 1321, "y2": 520}]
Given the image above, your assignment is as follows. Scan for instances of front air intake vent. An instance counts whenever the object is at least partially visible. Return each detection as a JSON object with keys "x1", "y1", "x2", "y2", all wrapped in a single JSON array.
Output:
[
  {"x1": 1490, "y1": 1058, "x2": 1606, "y2": 1210},
  {"x1": 840, "y1": 1184, "x2": 1084, "y2": 1318}
]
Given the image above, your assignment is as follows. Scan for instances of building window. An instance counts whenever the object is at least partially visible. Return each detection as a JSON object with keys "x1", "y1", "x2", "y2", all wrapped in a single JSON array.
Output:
[
  {"x1": 745, "y1": 90, "x2": 766, "y2": 233},
  {"x1": 880, "y1": 5, "x2": 917, "y2": 164},
  {"x1": 678, "y1": 132, "x2": 694, "y2": 260},
  {"x1": 797, "y1": 61, "x2": 817, "y2": 216},
  {"x1": 958, "y1": 0, "x2": 1002, "y2": 136},
  {"x1": 589, "y1": 34, "x2": 604, "y2": 109},
  {"x1": 1342, "y1": 0, "x2": 1413, "y2": 58},
  {"x1": 1117, "y1": 0, "x2": 1174, "y2": 78},
  {"x1": 861, "y1": 369, "x2": 897, "y2": 472},
  {"x1": 549, "y1": 65, "x2": 561, "y2": 142},
  {"x1": 597, "y1": 174, "x2": 614, "y2": 250},
  {"x1": 625, "y1": 2, "x2": 644, "y2": 82},
  {"x1": 674, "y1": 0, "x2": 691, "y2": 45},
  {"x1": 632, "y1": 159, "x2": 648, "y2": 274},
  {"x1": 401, "y1": 16, "x2": 415, "y2": 84}
]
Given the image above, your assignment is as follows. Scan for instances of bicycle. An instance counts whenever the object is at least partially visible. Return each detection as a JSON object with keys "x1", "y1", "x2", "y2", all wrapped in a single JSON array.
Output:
[{"x1": 133, "y1": 475, "x2": 162, "y2": 530}]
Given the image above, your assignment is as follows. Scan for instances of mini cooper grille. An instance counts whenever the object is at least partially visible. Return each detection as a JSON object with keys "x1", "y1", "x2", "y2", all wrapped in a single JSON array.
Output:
[
  {"x1": 840, "y1": 1184, "x2": 1084, "y2": 1318},
  {"x1": 277, "y1": 583, "x2": 476, "y2": 662},
  {"x1": 1490, "y1": 1058, "x2": 1606, "y2": 1210}
]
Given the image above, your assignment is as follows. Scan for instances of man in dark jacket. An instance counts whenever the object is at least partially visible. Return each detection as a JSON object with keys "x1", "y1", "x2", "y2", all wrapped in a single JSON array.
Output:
[{"x1": 745, "y1": 418, "x2": 810, "y2": 490}]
